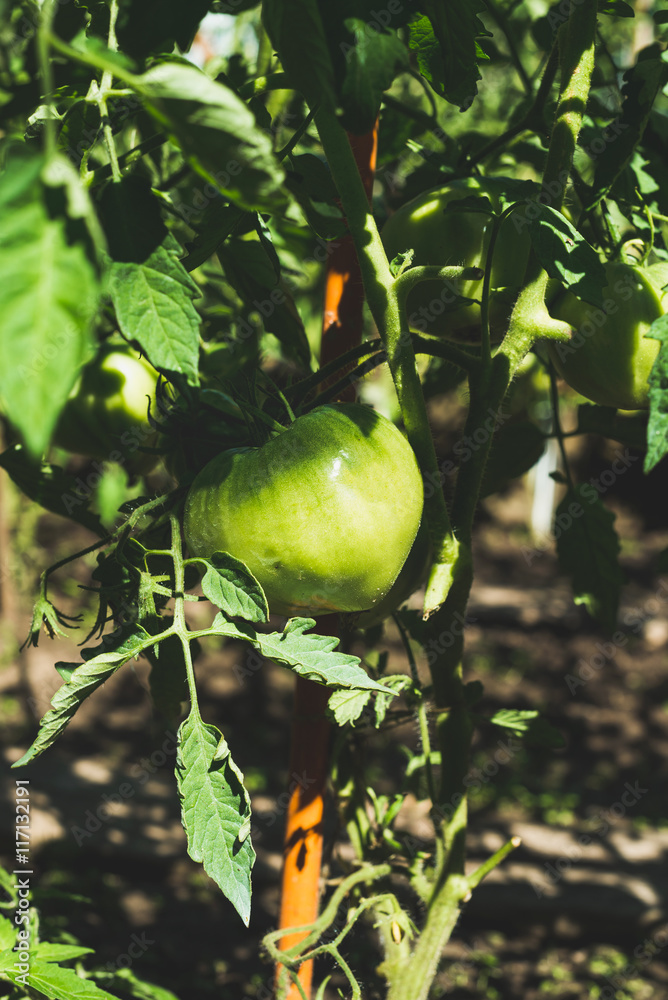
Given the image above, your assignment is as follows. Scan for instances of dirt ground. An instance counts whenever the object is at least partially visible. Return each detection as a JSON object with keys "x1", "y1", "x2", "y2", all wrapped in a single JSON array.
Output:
[{"x1": 1, "y1": 444, "x2": 668, "y2": 1000}]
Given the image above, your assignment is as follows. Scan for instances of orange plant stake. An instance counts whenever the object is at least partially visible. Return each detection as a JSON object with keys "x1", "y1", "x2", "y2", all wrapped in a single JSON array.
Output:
[{"x1": 275, "y1": 123, "x2": 378, "y2": 1000}]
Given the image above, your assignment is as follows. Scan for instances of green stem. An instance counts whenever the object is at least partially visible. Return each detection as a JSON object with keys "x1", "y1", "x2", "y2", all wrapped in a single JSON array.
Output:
[
  {"x1": 411, "y1": 334, "x2": 481, "y2": 374},
  {"x1": 385, "y1": 8, "x2": 599, "y2": 1000},
  {"x1": 170, "y1": 511, "x2": 201, "y2": 721},
  {"x1": 262, "y1": 864, "x2": 392, "y2": 964},
  {"x1": 37, "y1": 0, "x2": 57, "y2": 157},
  {"x1": 97, "y1": 0, "x2": 122, "y2": 181},
  {"x1": 543, "y1": 4, "x2": 598, "y2": 206},
  {"x1": 393, "y1": 614, "x2": 436, "y2": 804},
  {"x1": 479, "y1": 209, "x2": 514, "y2": 364},
  {"x1": 467, "y1": 836, "x2": 522, "y2": 891},
  {"x1": 89, "y1": 133, "x2": 166, "y2": 187},
  {"x1": 394, "y1": 264, "x2": 484, "y2": 300},
  {"x1": 386, "y1": 872, "x2": 469, "y2": 1000}
]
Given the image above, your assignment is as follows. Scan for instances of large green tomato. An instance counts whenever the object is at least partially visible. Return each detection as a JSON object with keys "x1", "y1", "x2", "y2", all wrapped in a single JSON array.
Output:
[
  {"x1": 546, "y1": 262, "x2": 666, "y2": 410},
  {"x1": 381, "y1": 177, "x2": 532, "y2": 341},
  {"x1": 183, "y1": 403, "x2": 424, "y2": 617},
  {"x1": 53, "y1": 343, "x2": 160, "y2": 474}
]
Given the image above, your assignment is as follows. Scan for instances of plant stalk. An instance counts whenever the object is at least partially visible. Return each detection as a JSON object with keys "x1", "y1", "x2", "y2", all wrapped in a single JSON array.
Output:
[
  {"x1": 314, "y1": 107, "x2": 461, "y2": 615},
  {"x1": 385, "y1": 5, "x2": 600, "y2": 999}
]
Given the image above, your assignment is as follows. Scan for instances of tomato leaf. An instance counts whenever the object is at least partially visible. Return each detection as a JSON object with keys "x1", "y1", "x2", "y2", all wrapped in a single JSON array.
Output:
[
  {"x1": 116, "y1": 0, "x2": 210, "y2": 60},
  {"x1": 408, "y1": 1, "x2": 490, "y2": 111},
  {"x1": 329, "y1": 673, "x2": 410, "y2": 727},
  {"x1": 0, "y1": 445, "x2": 106, "y2": 536},
  {"x1": 555, "y1": 485, "x2": 623, "y2": 631},
  {"x1": 591, "y1": 53, "x2": 668, "y2": 207},
  {"x1": 11, "y1": 625, "x2": 151, "y2": 767},
  {"x1": 328, "y1": 688, "x2": 373, "y2": 726},
  {"x1": 330, "y1": 15, "x2": 408, "y2": 133},
  {"x1": 285, "y1": 156, "x2": 347, "y2": 240},
  {"x1": 98, "y1": 175, "x2": 167, "y2": 264},
  {"x1": 263, "y1": 0, "x2": 336, "y2": 116},
  {"x1": 288, "y1": 153, "x2": 338, "y2": 204},
  {"x1": 644, "y1": 313, "x2": 668, "y2": 473},
  {"x1": 191, "y1": 552, "x2": 269, "y2": 623},
  {"x1": 209, "y1": 615, "x2": 394, "y2": 694},
  {"x1": 217, "y1": 238, "x2": 311, "y2": 369},
  {"x1": 3, "y1": 960, "x2": 120, "y2": 998},
  {"x1": 107, "y1": 232, "x2": 201, "y2": 385},
  {"x1": 181, "y1": 202, "x2": 248, "y2": 272},
  {"x1": 176, "y1": 711, "x2": 255, "y2": 926},
  {"x1": 135, "y1": 61, "x2": 286, "y2": 213},
  {"x1": 0, "y1": 148, "x2": 100, "y2": 457},
  {"x1": 523, "y1": 204, "x2": 607, "y2": 307}
]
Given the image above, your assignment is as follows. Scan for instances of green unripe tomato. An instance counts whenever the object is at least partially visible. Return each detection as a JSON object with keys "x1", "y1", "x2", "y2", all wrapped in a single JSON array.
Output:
[
  {"x1": 183, "y1": 403, "x2": 424, "y2": 617},
  {"x1": 381, "y1": 177, "x2": 532, "y2": 341},
  {"x1": 53, "y1": 343, "x2": 160, "y2": 474},
  {"x1": 546, "y1": 261, "x2": 666, "y2": 410}
]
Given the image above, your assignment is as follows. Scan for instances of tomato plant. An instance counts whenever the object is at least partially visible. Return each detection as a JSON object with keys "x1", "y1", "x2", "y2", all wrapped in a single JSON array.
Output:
[
  {"x1": 184, "y1": 403, "x2": 424, "y2": 616},
  {"x1": 2, "y1": 3, "x2": 668, "y2": 1000},
  {"x1": 547, "y1": 261, "x2": 667, "y2": 410},
  {"x1": 53, "y1": 342, "x2": 160, "y2": 473},
  {"x1": 381, "y1": 177, "x2": 532, "y2": 340}
]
